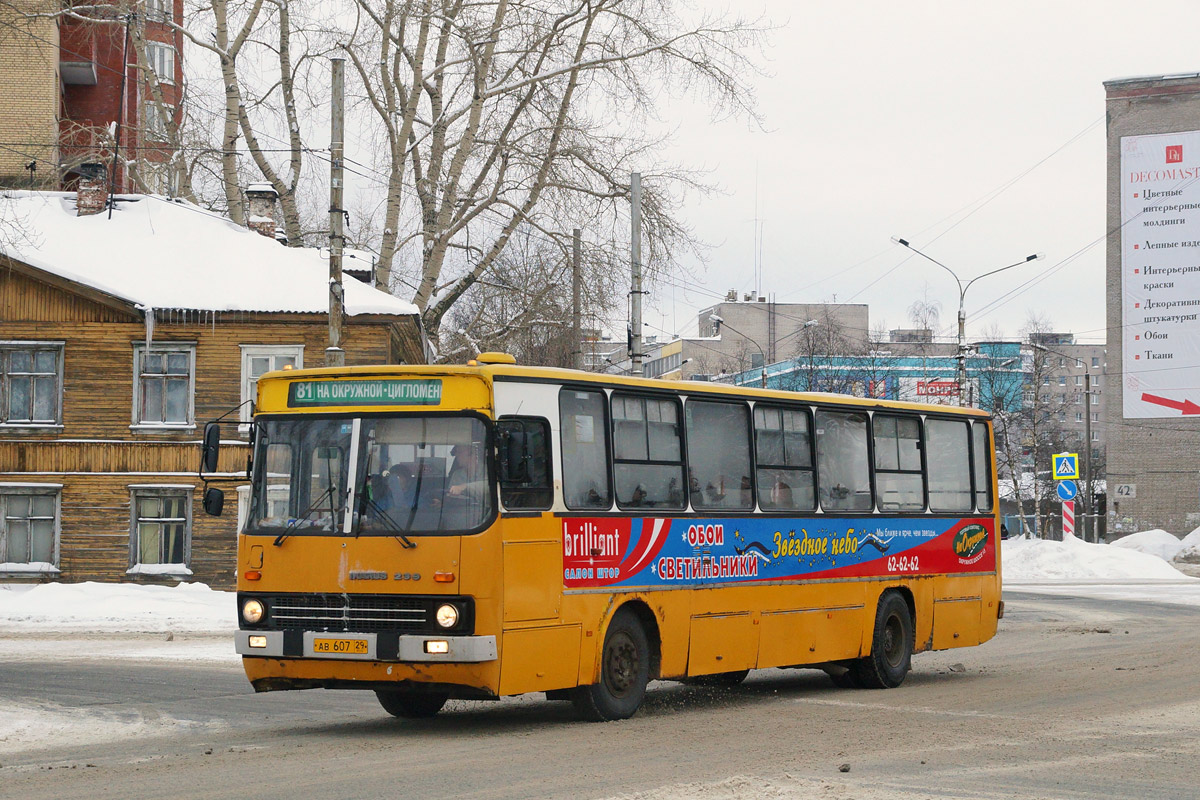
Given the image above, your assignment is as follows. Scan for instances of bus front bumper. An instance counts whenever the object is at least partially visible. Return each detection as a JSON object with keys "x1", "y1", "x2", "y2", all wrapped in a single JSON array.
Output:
[{"x1": 235, "y1": 630, "x2": 498, "y2": 662}]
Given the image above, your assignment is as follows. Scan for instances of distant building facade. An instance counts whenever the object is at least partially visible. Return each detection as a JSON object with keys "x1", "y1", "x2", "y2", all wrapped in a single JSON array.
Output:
[{"x1": 1105, "y1": 73, "x2": 1200, "y2": 535}]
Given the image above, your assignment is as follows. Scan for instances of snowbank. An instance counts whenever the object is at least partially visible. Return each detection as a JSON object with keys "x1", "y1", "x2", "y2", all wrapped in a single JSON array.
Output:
[
  {"x1": 1001, "y1": 533, "x2": 1192, "y2": 582},
  {"x1": 1109, "y1": 529, "x2": 1184, "y2": 562},
  {"x1": 1176, "y1": 526, "x2": 1200, "y2": 562},
  {"x1": 0, "y1": 581, "x2": 234, "y2": 633}
]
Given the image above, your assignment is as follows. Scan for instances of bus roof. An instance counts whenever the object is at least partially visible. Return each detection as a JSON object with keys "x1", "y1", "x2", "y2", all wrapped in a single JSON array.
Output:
[{"x1": 256, "y1": 361, "x2": 992, "y2": 419}]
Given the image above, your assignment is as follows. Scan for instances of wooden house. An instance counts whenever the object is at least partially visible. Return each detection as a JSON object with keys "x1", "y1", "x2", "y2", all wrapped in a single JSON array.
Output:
[{"x1": 0, "y1": 188, "x2": 424, "y2": 588}]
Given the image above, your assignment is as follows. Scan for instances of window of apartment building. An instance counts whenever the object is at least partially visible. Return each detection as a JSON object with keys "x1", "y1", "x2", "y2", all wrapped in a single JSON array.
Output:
[
  {"x1": 1, "y1": 343, "x2": 63, "y2": 426},
  {"x1": 1075, "y1": 376, "x2": 1082, "y2": 386},
  {"x1": 1091, "y1": 393, "x2": 1099, "y2": 405},
  {"x1": 1095, "y1": 376, "x2": 1103, "y2": 388},
  {"x1": 1091, "y1": 431, "x2": 1099, "y2": 442},
  {"x1": 240, "y1": 345, "x2": 303, "y2": 423},
  {"x1": 145, "y1": 41, "x2": 175, "y2": 84},
  {"x1": 133, "y1": 343, "x2": 195, "y2": 428},
  {"x1": 1091, "y1": 357, "x2": 1100, "y2": 368},
  {"x1": 1041, "y1": 376, "x2": 1049, "y2": 386},
  {"x1": 144, "y1": 0, "x2": 171, "y2": 22},
  {"x1": 143, "y1": 103, "x2": 175, "y2": 141},
  {"x1": 1091, "y1": 412, "x2": 1099, "y2": 422},
  {"x1": 1074, "y1": 393, "x2": 1082, "y2": 405},
  {"x1": 1075, "y1": 412, "x2": 1082, "y2": 422},
  {"x1": 0, "y1": 485, "x2": 60, "y2": 572},
  {"x1": 1058, "y1": 375, "x2": 1066, "y2": 386},
  {"x1": 129, "y1": 487, "x2": 191, "y2": 574}
]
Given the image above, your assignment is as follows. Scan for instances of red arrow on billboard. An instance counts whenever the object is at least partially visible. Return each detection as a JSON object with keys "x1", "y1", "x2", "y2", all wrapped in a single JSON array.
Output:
[{"x1": 1141, "y1": 393, "x2": 1200, "y2": 414}]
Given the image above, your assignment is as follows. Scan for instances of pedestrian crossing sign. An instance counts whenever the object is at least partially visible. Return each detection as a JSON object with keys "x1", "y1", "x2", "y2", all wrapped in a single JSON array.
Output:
[{"x1": 1052, "y1": 452, "x2": 1079, "y2": 480}]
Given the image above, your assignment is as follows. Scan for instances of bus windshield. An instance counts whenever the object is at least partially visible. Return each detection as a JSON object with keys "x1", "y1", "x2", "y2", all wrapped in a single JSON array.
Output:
[{"x1": 246, "y1": 415, "x2": 494, "y2": 536}]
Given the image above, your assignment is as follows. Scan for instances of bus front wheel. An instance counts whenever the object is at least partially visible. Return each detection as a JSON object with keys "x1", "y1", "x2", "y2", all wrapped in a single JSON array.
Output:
[
  {"x1": 852, "y1": 591, "x2": 913, "y2": 689},
  {"x1": 572, "y1": 608, "x2": 650, "y2": 721},
  {"x1": 376, "y1": 689, "x2": 449, "y2": 719}
]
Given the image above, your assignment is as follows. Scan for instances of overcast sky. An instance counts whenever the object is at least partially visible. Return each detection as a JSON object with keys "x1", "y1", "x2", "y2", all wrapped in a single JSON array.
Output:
[{"x1": 636, "y1": 0, "x2": 1200, "y2": 348}]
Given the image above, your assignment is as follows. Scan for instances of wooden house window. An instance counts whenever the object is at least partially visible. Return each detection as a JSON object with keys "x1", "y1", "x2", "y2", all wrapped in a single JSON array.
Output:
[
  {"x1": 128, "y1": 488, "x2": 191, "y2": 574},
  {"x1": 0, "y1": 486, "x2": 60, "y2": 572},
  {"x1": 0, "y1": 343, "x2": 63, "y2": 426},
  {"x1": 239, "y1": 345, "x2": 304, "y2": 424},
  {"x1": 133, "y1": 343, "x2": 195, "y2": 428}
]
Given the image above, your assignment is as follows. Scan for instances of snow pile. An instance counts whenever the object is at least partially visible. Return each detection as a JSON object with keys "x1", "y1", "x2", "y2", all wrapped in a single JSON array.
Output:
[
  {"x1": 0, "y1": 581, "x2": 235, "y2": 633},
  {"x1": 1001, "y1": 533, "x2": 1192, "y2": 582},
  {"x1": 1176, "y1": 526, "x2": 1200, "y2": 563},
  {"x1": 1109, "y1": 529, "x2": 1184, "y2": 562}
]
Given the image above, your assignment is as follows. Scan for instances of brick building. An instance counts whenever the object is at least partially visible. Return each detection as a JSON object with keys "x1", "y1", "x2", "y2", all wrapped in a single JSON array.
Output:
[
  {"x1": 0, "y1": 0, "x2": 183, "y2": 192},
  {"x1": 0, "y1": 188, "x2": 424, "y2": 587},
  {"x1": 1104, "y1": 73, "x2": 1200, "y2": 535}
]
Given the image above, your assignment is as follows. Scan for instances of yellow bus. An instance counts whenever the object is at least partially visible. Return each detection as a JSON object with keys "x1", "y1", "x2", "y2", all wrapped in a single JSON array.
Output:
[{"x1": 201, "y1": 354, "x2": 1001, "y2": 721}]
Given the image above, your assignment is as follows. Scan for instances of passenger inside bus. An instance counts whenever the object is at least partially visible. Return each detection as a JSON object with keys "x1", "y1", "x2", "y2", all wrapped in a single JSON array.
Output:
[{"x1": 446, "y1": 442, "x2": 488, "y2": 501}]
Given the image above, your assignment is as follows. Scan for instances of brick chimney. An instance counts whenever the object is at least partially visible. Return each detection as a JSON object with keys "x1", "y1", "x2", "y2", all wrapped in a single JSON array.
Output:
[
  {"x1": 76, "y1": 162, "x2": 108, "y2": 216},
  {"x1": 245, "y1": 183, "x2": 279, "y2": 240}
]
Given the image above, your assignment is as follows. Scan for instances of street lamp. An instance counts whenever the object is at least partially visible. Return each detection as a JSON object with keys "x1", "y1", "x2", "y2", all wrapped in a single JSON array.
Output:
[
  {"x1": 891, "y1": 237, "x2": 1042, "y2": 405},
  {"x1": 710, "y1": 314, "x2": 767, "y2": 388}
]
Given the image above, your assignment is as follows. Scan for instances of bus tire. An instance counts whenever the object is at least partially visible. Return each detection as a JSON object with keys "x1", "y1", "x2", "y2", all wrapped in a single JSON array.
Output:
[
  {"x1": 375, "y1": 689, "x2": 449, "y2": 719},
  {"x1": 572, "y1": 608, "x2": 650, "y2": 721},
  {"x1": 852, "y1": 591, "x2": 913, "y2": 689}
]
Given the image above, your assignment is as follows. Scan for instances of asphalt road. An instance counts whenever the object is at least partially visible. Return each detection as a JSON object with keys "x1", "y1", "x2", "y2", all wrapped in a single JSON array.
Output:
[{"x1": 2, "y1": 591, "x2": 1198, "y2": 800}]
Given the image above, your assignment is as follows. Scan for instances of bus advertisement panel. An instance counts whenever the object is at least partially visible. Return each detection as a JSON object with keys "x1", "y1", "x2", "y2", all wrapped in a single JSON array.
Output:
[{"x1": 561, "y1": 516, "x2": 994, "y2": 589}]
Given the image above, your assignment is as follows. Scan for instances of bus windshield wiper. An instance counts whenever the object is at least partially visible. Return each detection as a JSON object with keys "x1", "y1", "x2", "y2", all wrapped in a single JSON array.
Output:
[
  {"x1": 351, "y1": 465, "x2": 416, "y2": 548},
  {"x1": 273, "y1": 486, "x2": 339, "y2": 547}
]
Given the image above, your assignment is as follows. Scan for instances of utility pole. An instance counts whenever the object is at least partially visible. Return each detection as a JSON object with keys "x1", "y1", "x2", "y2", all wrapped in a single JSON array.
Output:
[
  {"x1": 630, "y1": 172, "x2": 643, "y2": 376},
  {"x1": 326, "y1": 58, "x2": 346, "y2": 367},
  {"x1": 572, "y1": 228, "x2": 583, "y2": 370},
  {"x1": 1083, "y1": 370, "x2": 1093, "y2": 542}
]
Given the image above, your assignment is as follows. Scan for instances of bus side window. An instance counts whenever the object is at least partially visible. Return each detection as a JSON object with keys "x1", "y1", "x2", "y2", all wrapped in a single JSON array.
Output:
[
  {"x1": 972, "y1": 421, "x2": 994, "y2": 512},
  {"x1": 685, "y1": 400, "x2": 753, "y2": 511},
  {"x1": 497, "y1": 417, "x2": 553, "y2": 510},
  {"x1": 559, "y1": 389, "x2": 612, "y2": 510},
  {"x1": 872, "y1": 414, "x2": 925, "y2": 511},
  {"x1": 611, "y1": 394, "x2": 685, "y2": 510},
  {"x1": 815, "y1": 410, "x2": 872, "y2": 512},
  {"x1": 753, "y1": 405, "x2": 815, "y2": 511},
  {"x1": 927, "y1": 418, "x2": 972, "y2": 511}
]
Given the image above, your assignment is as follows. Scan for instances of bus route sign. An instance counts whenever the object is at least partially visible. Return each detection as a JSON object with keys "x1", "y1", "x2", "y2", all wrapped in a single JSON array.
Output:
[{"x1": 287, "y1": 379, "x2": 443, "y2": 407}]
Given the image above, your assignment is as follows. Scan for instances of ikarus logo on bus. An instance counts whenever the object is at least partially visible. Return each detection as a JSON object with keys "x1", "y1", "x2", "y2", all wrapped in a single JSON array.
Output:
[{"x1": 953, "y1": 524, "x2": 989, "y2": 565}]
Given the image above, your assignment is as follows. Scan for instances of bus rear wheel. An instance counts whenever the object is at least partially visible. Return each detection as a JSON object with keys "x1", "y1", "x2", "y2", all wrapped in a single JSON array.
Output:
[
  {"x1": 376, "y1": 689, "x2": 449, "y2": 719},
  {"x1": 572, "y1": 608, "x2": 650, "y2": 721},
  {"x1": 852, "y1": 591, "x2": 913, "y2": 689}
]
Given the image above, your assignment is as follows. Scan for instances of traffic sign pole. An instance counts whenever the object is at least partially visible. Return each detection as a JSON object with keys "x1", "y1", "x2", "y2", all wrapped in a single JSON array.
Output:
[{"x1": 1062, "y1": 500, "x2": 1075, "y2": 538}]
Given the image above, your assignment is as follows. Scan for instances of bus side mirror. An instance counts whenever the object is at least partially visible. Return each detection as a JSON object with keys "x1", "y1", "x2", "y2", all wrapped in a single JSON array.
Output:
[
  {"x1": 201, "y1": 422, "x2": 221, "y2": 473},
  {"x1": 203, "y1": 486, "x2": 225, "y2": 516}
]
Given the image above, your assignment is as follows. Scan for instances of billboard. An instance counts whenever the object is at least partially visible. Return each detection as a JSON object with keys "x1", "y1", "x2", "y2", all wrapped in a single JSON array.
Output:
[{"x1": 1120, "y1": 132, "x2": 1200, "y2": 418}]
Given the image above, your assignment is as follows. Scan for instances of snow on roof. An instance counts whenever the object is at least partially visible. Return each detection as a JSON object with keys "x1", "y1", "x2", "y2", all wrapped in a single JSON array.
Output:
[{"x1": 0, "y1": 192, "x2": 419, "y2": 318}]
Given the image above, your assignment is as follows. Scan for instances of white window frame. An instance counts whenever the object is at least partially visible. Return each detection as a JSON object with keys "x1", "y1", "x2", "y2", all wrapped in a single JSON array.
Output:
[
  {"x1": 145, "y1": 41, "x2": 175, "y2": 85},
  {"x1": 131, "y1": 342, "x2": 196, "y2": 430},
  {"x1": 0, "y1": 341, "x2": 64, "y2": 428},
  {"x1": 239, "y1": 345, "x2": 304, "y2": 425},
  {"x1": 127, "y1": 485, "x2": 193, "y2": 576},
  {"x1": 0, "y1": 483, "x2": 62, "y2": 574}
]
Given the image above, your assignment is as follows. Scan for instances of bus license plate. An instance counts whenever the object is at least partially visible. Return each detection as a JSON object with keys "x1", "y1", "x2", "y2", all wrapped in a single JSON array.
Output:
[{"x1": 313, "y1": 638, "x2": 370, "y2": 655}]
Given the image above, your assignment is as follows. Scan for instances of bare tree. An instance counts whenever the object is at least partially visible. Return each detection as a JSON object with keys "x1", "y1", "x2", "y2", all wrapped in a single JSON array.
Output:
[{"x1": 338, "y1": 0, "x2": 764, "y2": 352}]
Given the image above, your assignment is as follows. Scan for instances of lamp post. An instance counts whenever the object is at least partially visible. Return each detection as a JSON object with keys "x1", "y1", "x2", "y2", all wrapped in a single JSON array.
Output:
[
  {"x1": 710, "y1": 314, "x2": 767, "y2": 387},
  {"x1": 891, "y1": 238, "x2": 1042, "y2": 406}
]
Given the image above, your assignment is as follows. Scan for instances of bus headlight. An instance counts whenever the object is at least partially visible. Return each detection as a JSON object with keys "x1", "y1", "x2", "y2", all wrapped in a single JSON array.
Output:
[
  {"x1": 435, "y1": 604, "x2": 459, "y2": 628},
  {"x1": 242, "y1": 598, "x2": 265, "y2": 625}
]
